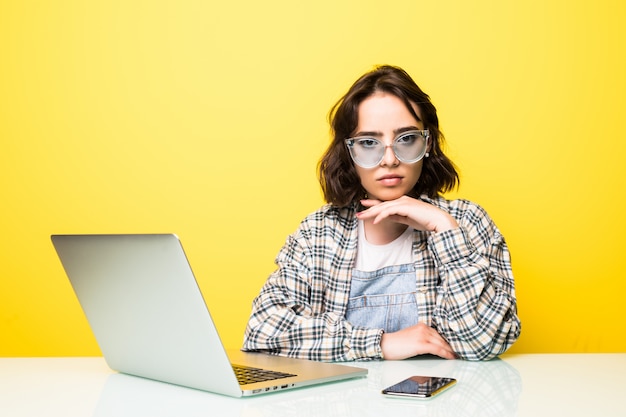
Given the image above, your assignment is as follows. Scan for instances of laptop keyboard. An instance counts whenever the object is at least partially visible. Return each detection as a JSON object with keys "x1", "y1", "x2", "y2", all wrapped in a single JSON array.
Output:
[{"x1": 232, "y1": 364, "x2": 297, "y2": 385}]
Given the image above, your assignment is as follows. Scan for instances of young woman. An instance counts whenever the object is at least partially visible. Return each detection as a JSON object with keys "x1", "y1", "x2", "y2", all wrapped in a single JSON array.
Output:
[{"x1": 242, "y1": 65, "x2": 521, "y2": 361}]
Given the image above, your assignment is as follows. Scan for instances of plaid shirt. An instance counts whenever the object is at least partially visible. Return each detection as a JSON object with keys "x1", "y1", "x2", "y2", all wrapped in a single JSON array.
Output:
[{"x1": 242, "y1": 195, "x2": 521, "y2": 361}]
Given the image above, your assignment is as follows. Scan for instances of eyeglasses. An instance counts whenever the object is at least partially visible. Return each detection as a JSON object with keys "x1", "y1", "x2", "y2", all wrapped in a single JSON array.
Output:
[{"x1": 345, "y1": 130, "x2": 430, "y2": 168}]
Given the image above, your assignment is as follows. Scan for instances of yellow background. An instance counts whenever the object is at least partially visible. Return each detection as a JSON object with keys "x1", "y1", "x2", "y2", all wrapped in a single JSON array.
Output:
[{"x1": 1, "y1": 0, "x2": 625, "y2": 356}]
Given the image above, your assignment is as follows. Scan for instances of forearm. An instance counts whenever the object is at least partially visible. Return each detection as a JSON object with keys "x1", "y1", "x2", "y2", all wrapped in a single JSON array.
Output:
[
  {"x1": 242, "y1": 289, "x2": 383, "y2": 362},
  {"x1": 431, "y1": 227, "x2": 521, "y2": 360}
]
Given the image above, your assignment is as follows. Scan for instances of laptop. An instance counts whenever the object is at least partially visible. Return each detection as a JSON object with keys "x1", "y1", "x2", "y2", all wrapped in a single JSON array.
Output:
[{"x1": 51, "y1": 234, "x2": 367, "y2": 397}]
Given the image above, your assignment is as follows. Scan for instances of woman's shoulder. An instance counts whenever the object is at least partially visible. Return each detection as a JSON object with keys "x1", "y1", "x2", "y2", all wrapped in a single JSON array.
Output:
[
  {"x1": 292, "y1": 204, "x2": 358, "y2": 241},
  {"x1": 301, "y1": 203, "x2": 357, "y2": 226}
]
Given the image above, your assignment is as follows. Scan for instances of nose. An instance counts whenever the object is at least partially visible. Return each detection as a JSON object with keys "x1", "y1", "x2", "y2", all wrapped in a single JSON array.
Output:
[{"x1": 380, "y1": 144, "x2": 399, "y2": 167}]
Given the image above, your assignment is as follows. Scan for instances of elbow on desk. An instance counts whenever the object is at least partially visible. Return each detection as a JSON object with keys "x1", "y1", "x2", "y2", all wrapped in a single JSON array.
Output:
[{"x1": 453, "y1": 320, "x2": 522, "y2": 361}]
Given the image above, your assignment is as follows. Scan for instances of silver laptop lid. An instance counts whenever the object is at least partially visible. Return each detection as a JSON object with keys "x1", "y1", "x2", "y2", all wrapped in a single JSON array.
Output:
[{"x1": 52, "y1": 234, "x2": 243, "y2": 397}]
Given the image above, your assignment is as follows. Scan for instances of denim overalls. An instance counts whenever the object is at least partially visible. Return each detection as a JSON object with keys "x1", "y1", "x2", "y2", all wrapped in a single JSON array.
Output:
[
  {"x1": 345, "y1": 223, "x2": 420, "y2": 332},
  {"x1": 346, "y1": 264, "x2": 420, "y2": 332}
]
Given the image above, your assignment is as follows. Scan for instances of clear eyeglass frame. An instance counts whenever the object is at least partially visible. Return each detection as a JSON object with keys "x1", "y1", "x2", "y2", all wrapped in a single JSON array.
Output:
[{"x1": 344, "y1": 129, "x2": 430, "y2": 168}]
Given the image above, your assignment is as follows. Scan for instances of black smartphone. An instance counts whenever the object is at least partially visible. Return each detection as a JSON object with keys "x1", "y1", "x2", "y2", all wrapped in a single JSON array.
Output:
[{"x1": 381, "y1": 375, "x2": 457, "y2": 399}]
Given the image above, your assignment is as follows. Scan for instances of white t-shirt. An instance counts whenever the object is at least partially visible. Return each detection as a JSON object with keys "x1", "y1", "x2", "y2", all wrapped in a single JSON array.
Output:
[{"x1": 355, "y1": 219, "x2": 414, "y2": 272}]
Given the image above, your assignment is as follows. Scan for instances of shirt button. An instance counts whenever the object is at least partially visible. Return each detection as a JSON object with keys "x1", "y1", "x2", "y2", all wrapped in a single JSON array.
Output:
[{"x1": 418, "y1": 286, "x2": 428, "y2": 293}]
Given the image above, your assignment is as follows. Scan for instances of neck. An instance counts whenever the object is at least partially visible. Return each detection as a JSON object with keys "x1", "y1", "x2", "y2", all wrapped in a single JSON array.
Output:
[{"x1": 362, "y1": 219, "x2": 408, "y2": 245}]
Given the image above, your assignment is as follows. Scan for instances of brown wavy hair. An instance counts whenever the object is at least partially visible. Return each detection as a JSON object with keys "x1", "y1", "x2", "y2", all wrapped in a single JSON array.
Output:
[{"x1": 318, "y1": 65, "x2": 459, "y2": 207}]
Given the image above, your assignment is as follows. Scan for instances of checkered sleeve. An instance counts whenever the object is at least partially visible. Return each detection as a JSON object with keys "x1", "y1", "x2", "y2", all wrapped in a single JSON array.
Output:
[
  {"x1": 242, "y1": 206, "x2": 384, "y2": 362},
  {"x1": 429, "y1": 200, "x2": 521, "y2": 361}
]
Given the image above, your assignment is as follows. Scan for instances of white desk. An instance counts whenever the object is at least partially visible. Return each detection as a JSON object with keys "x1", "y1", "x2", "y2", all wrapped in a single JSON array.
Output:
[{"x1": 1, "y1": 354, "x2": 624, "y2": 417}]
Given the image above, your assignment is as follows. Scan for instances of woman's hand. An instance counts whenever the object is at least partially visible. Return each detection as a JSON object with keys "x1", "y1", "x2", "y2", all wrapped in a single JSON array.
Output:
[
  {"x1": 380, "y1": 322, "x2": 457, "y2": 360},
  {"x1": 357, "y1": 196, "x2": 459, "y2": 233}
]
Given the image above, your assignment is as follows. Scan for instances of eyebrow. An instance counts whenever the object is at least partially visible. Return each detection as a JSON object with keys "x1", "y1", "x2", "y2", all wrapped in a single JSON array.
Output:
[{"x1": 353, "y1": 126, "x2": 421, "y2": 138}]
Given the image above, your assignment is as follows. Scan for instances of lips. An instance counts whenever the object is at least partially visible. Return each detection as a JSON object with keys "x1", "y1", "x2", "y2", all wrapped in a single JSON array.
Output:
[
  {"x1": 378, "y1": 174, "x2": 403, "y2": 181},
  {"x1": 377, "y1": 174, "x2": 403, "y2": 186}
]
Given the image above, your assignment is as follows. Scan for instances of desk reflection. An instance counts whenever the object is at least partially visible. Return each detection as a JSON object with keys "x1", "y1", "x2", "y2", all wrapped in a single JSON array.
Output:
[{"x1": 93, "y1": 357, "x2": 521, "y2": 417}]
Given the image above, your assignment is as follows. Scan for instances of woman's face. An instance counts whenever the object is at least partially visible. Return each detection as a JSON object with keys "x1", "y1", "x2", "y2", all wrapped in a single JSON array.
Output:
[{"x1": 353, "y1": 92, "x2": 426, "y2": 201}]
